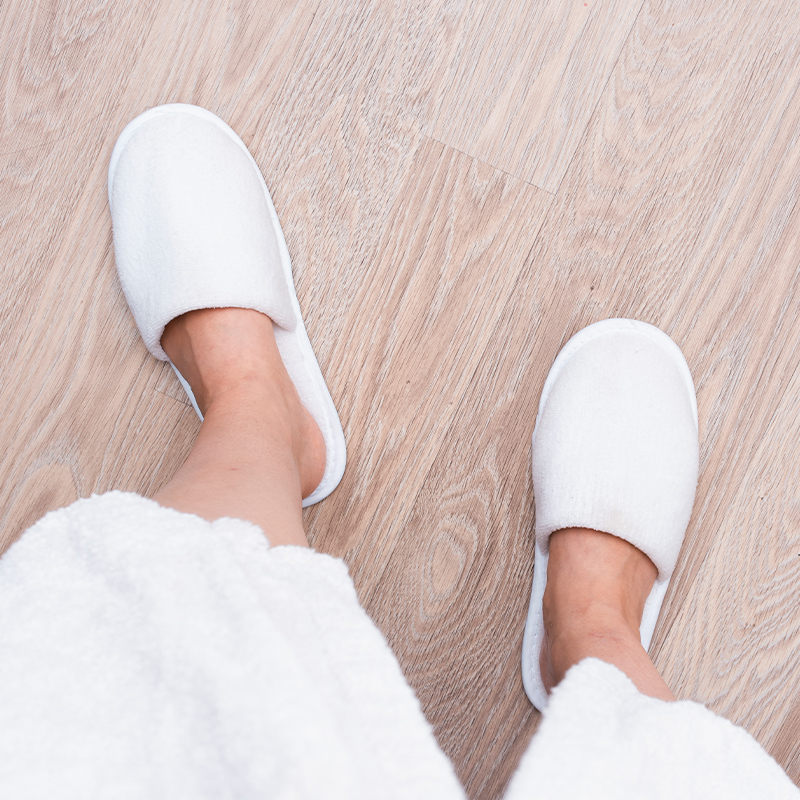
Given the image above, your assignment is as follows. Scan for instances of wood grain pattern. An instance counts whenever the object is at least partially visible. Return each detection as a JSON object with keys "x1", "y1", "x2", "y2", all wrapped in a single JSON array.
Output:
[
  {"x1": 367, "y1": 281, "x2": 546, "y2": 798},
  {"x1": 425, "y1": 0, "x2": 643, "y2": 191},
  {"x1": 238, "y1": 0, "x2": 486, "y2": 364},
  {"x1": 0, "y1": 0, "x2": 148, "y2": 349},
  {"x1": 3, "y1": 0, "x2": 800, "y2": 796},
  {"x1": 302, "y1": 137, "x2": 551, "y2": 595},
  {"x1": 0, "y1": 173, "x2": 197, "y2": 545}
]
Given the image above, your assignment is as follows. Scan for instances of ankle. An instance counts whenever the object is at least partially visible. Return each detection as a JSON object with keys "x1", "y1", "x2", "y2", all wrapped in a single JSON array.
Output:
[
  {"x1": 539, "y1": 527, "x2": 658, "y2": 693},
  {"x1": 203, "y1": 371, "x2": 288, "y2": 420},
  {"x1": 161, "y1": 311, "x2": 275, "y2": 415},
  {"x1": 542, "y1": 600, "x2": 639, "y2": 687}
]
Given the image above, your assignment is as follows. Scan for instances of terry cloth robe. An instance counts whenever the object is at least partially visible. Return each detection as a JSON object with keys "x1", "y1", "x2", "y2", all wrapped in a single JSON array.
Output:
[{"x1": 0, "y1": 492, "x2": 795, "y2": 800}]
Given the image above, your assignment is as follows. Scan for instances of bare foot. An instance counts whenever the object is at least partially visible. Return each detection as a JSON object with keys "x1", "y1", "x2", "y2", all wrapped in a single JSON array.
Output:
[
  {"x1": 160, "y1": 307, "x2": 325, "y2": 501},
  {"x1": 539, "y1": 527, "x2": 675, "y2": 701}
]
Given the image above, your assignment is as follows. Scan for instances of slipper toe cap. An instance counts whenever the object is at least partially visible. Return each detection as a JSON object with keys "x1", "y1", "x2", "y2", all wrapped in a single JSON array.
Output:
[
  {"x1": 109, "y1": 105, "x2": 296, "y2": 360},
  {"x1": 532, "y1": 321, "x2": 699, "y2": 580}
]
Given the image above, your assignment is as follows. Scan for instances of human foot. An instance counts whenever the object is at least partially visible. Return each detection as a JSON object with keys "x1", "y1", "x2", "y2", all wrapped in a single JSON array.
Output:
[
  {"x1": 539, "y1": 527, "x2": 675, "y2": 701},
  {"x1": 161, "y1": 307, "x2": 326, "y2": 501},
  {"x1": 520, "y1": 319, "x2": 699, "y2": 710}
]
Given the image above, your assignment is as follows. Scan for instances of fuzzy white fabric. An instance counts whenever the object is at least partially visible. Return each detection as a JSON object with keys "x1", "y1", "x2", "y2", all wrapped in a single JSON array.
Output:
[
  {"x1": 108, "y1": 106, "x2": 296, "y2": 360},
  {"x1": 0, "y1": 492, "x2": 464, "y2": 800},
  {"x1": 521, "y1": 320, "x2": 700, "y2": 710},
  {"x1": 107, "y1": 104, "x2": 345, "y2": 506},
  {"x1": 0, "y1": 493, "x2": 795, "y2": 799},
  {"x1": 506, "y1": 658, "x2": 800, "y2": 800}
]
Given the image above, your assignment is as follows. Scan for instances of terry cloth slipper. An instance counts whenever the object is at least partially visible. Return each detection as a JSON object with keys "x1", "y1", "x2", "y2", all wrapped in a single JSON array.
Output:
[
  {"x1": 107, "y1": 104, "x2": 346, "y2": 507},
  {"x1": 521, "y1": 319, "x2": 699, "y2": 711}
]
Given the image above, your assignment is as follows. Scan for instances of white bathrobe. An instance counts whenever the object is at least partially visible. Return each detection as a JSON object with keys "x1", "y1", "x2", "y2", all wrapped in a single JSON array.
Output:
[{"x1": 0, "y1": 492, "x2": 794, "y2": 799}]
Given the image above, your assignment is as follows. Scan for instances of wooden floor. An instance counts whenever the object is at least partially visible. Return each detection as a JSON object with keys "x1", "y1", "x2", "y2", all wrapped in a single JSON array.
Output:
[{"x1": 3, "y1": 0, "x2": 800, "y2": 794}]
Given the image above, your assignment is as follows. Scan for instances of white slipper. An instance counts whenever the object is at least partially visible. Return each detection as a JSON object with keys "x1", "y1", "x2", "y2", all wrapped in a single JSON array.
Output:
[
  {"x1": 521, "y1": 319, "x2": 699, "y2": 710},
  {"x1": 107, "y1": 104, "x2": 346, "y2": 506}
]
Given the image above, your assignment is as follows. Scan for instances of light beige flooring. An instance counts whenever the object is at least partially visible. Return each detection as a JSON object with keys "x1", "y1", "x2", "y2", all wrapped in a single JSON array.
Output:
[{"x1": 2, "y1": 0, "x2": 800, "y2": 795}]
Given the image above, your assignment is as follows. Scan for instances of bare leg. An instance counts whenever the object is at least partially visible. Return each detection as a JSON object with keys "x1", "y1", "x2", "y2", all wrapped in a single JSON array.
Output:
[
  {"x1": 539, "y1": 527, "x2": 675, "y2": 701},
  {"x1": 153, "y1": 307, "x2": 325, "y2": 548}
]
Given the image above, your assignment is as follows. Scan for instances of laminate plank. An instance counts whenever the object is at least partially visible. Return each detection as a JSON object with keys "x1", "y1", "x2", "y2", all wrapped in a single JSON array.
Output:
[
  {"x1": 425, "y1": 0, "x2": 643, "y2": 191},
  {"x1": 0, "y1": 0, "x2": 151, "y2": 351},
  {"x1": 0, "y1": 179, "x2": 195, "y2": 546},
  {"x1": 368, "y1": 287, "x2": 545, "y2": 799},
  {"x1": 773, "y1": 700, "x2": 800, "y2": 785},
  {"x1": 0, "y1": 0, "x2": 157, "y2": 544},
  {"x1": 115, "y1": 0, "x2": 318, "y2": 126},
  {"x1": 301, "y1": 136, "x2": 551, "y2": 597}
]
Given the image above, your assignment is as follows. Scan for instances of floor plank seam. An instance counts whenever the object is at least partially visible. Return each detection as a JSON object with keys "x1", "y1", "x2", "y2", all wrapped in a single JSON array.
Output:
[{"x1": 420, "y1": 133, "x2": 556, "y2": 195}]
